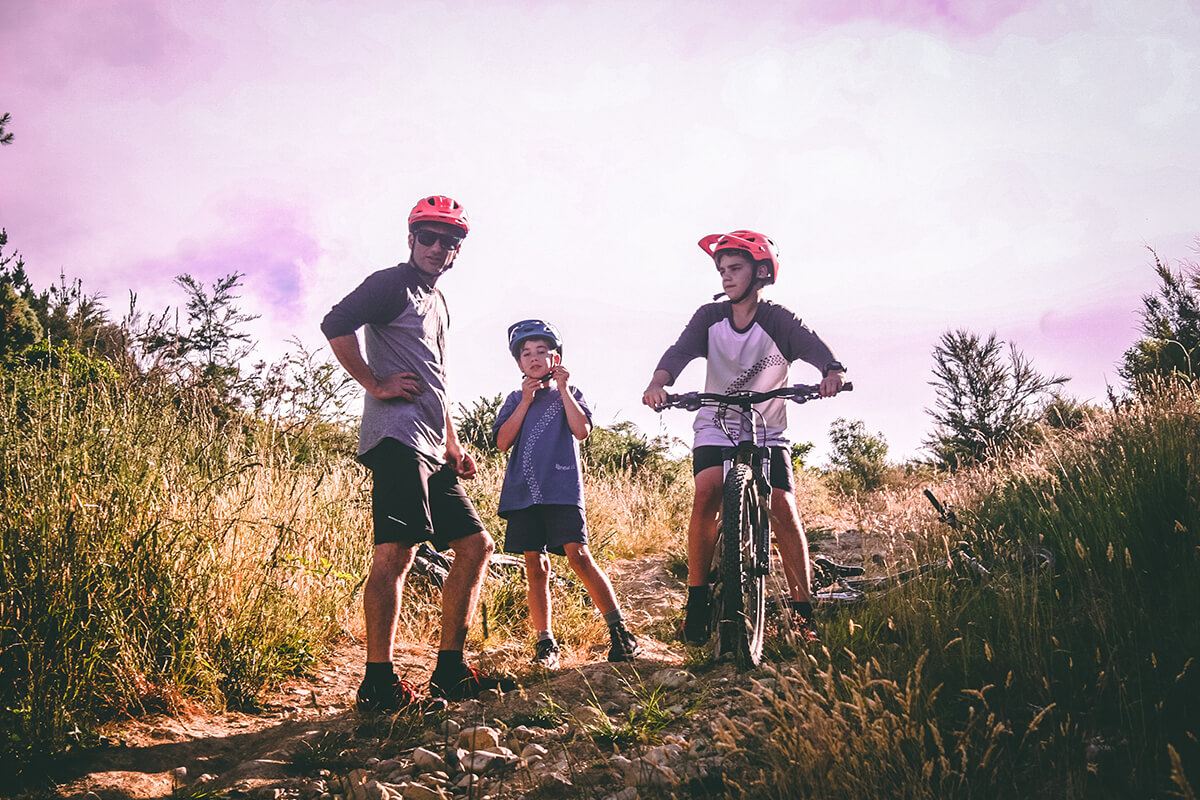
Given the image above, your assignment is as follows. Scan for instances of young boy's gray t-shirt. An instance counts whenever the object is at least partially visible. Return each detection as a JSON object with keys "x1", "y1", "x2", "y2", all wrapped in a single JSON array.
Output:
[
  {"x1": 320, "y1": 263, "x2": 450, "y2": 462},
  {"x1": 493, "y1": 386, "x2": 592, "y2": 516}
]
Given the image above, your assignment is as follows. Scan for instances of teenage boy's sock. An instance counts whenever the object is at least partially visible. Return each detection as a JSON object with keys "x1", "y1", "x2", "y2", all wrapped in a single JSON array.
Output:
[
  {"x1": 536, "y1": 630, "x2": 554, "y2": 642},
  {"x1": 687, "y1": 585, "x2": 710, "y2": 612},
  {"x1": 790, "y1": 600, "x2": 814, "y2": 620},
  {"x1": 603, "y1": 610, "x2": 624, "y2": 628}
]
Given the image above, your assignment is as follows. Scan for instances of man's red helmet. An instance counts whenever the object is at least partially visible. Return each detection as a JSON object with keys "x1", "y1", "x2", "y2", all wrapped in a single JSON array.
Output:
[
  {"x1": 408, "y1": 195, "x2": 470, "y2": 234},
  {"x1": 697, "y1": 229, "x2": 780, "y2": 284}
]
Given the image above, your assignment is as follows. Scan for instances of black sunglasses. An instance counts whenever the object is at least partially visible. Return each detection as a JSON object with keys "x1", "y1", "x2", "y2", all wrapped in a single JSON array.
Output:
[{"x1": 414, "y1": 229, "x2": 464, "y2": 251}]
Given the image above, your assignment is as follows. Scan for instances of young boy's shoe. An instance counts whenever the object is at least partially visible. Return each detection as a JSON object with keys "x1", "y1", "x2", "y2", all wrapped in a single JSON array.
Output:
[
  {"x1": 608, "y1": 624, "x2": 641, "y2": 662},
  {"x1": 356, "y1": 675, "x2": 448, "y2": 714},
  {"x1": 532, "y1": 639, "x2": 561, "y2": 670},
  {"x1": 429, "y1": 664, "x2": 518, "y2": 701}
]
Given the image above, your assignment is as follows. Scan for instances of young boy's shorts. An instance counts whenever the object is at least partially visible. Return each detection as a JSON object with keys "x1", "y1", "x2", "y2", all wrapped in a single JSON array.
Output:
[
  {"x1": 691, "y1": 445, "x2": 795, "y2": 493},
  {"x1": 503, "y1": 504, "x2": 588, "y2": 556},
  {"x1": 361, "y1": 438, "x2": 486, "y2": 548}
]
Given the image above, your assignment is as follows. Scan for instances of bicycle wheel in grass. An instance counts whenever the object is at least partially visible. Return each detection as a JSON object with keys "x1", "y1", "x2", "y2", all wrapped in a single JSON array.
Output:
[{"x1": 720, "y1": 463, "x2": 766, "y2": 668}]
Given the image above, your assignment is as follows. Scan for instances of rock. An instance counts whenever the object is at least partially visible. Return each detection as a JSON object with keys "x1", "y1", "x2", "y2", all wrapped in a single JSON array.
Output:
[
  {"x1": 411, "y1": 746, "x2": 447, "y2": 773},
  {"x1": 439, "y1": 718, "x2": 461, "y2": 737},
  {"x1": 509, "y1": 724, "x2": 537, "y2": 743},
  {"x1": 521, "y1": 742, "x2": 549, "y2": 760},
  {"x1": 537, "y1": 771, "x2": 574, "y2": 791},
  {"x1": 457, "y1": 725, "x2": 501, "y2": 751},
  {"x1": 605, "y1": 788, "x2": 638, "y2": 800},
  {"x1": 571, "y1": 705, "x2": 609, "y2": 728},
  {"x1": 401, "y1": 784, "x2": 447, "y2": 800},
  {"x1": 459, "y1": 749, "x2": 513, "y2": 774},
  {"x1": 652, "y1": 669, "x2": 692, "y2": 690},
  {"x1": 455, "y1": 699, "x2": 484, "y2": 717}
]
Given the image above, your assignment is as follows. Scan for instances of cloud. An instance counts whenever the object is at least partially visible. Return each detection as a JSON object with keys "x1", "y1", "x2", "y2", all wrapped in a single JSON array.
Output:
[{"x1": 129, "y1": 203, "x2": 321, "y2": 326}]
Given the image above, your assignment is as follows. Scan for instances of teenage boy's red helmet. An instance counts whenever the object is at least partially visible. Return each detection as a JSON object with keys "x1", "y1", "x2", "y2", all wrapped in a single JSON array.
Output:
[
  {"x1": 408, "y1": 195, "x2": 470, "y2": 234},
  {"x1": 697, "y1": 230, "x2": 780, "y2": 284}
]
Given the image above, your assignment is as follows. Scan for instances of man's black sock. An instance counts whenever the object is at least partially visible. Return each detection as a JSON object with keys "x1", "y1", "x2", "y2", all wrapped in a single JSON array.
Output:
[{"x1": 435, "y1": 650, "x2": 465, "y2": 674}]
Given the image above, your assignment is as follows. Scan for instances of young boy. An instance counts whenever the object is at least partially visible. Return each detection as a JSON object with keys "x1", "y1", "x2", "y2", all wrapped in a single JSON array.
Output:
[
  {"x1": 642, "y1": 230, "x2": 846, "y2": 645},
  {"x1": 493, "y1": 319, "x2": 640, "y2": 669}
]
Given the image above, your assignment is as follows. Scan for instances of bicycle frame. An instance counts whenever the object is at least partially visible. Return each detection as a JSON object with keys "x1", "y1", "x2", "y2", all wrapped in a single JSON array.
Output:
[{"x1": 664, "y1": 382, "x2": 852, "y2": 665}]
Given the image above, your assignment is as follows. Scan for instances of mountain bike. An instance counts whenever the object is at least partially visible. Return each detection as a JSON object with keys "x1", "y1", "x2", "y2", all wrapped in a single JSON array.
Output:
[
  {"x1": 811, "y1": 489, "x2": 1054, "y2": 605},
  {"x1": 662, "y1": 382, "x2": 852, "y2": 668}
]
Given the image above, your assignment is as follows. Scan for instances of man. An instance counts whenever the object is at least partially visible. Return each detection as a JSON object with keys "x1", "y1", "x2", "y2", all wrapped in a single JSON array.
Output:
[{"x1": 321, "y1": 195, "x2": 515, "y2": 711}]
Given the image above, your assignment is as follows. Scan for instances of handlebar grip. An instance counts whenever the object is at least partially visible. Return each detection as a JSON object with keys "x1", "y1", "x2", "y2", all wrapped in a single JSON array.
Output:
[{"x1": 842, "y1": 381, "x2": 854, "y2": 392}]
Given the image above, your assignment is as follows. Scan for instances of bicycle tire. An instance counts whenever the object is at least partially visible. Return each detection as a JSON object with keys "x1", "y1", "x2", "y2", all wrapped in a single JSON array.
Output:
[{"x1": 719, "y1": 463, "x2": 766, "y2": 668}]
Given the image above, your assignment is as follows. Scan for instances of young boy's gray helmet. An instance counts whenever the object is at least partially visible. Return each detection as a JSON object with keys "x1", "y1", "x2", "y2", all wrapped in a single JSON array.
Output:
[{"x1": 507, "y1": 319, "x2": 563, "y2": 358}]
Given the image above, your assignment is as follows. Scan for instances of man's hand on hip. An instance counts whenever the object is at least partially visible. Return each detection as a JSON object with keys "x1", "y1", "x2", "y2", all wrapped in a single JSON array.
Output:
[{"x1": 371, "y1": 372, "x2": 424, "y2": 401}]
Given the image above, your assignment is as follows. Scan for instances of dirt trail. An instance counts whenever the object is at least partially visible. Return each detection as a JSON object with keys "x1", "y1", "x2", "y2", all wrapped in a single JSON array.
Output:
[{"x1": 41, "y1": 529, "x2": 871, "y2": 800}]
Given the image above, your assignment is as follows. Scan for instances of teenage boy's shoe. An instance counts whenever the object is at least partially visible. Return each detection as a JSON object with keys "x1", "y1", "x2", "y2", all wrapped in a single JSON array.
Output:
[
  {"x1": 789, "y1": 612, "x2": 821, "y2": 644},
  {"x1": 429, "y1": 665, "x2": 518, "y2": 701},
  {"x1": 532, "y1": 639, "x2": 561, "y2": 670},
  {"x1": 356, "y1": 675, "x2": 448, "y2": 714},
  {"x1": 608, "y1": 625, "x2": 641, "y2": 662}
]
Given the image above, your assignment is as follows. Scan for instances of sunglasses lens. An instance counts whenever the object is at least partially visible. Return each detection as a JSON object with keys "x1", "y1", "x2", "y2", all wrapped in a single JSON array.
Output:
[{"x1": 417, "y1": 230, "x2": 462, "y2": 250}]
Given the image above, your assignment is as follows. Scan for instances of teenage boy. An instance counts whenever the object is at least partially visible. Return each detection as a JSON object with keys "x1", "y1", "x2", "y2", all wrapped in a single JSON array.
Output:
[
  {"x1": 641, "y1": 230, "x2": 846, "y2": 644},
  {"x1": 321, "y1": 194, "x2": 515, "y2": 711},
  {"x1": 493, "y1": 319, "x2": 640, "y2": 669}
]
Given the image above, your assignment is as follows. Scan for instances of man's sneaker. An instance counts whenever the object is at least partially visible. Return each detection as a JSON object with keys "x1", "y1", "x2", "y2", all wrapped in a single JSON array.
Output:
[
  {"x1": 532, "y1": 639, "x2": 561, "y2": 670},
  {"x1": 429, "y1": 665, "x2": 518, "y2": 701},
  {"x1": 608, "y1": 625, "x2": 641, "y2": 662},
  {"x1": 356, "y1": 675, "x2": 448, "y2": 714},
  {"x1": 681, "y1": 605, "x2": 711, "y2": 646}
]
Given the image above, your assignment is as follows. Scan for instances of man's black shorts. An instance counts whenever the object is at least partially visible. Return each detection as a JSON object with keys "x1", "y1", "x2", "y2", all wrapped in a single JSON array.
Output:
[
  {"x1": 360, "y1": 438, "x2": 486, "y2": 548},
  {"x1": 691, "y1": 445, "x2": 795, "y2": 493}
]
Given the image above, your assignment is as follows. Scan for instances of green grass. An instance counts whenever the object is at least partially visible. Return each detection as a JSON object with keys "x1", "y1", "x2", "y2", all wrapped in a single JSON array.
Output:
[{"x1": 720, "y1": 378, "x2": 1200, "y2": 799}]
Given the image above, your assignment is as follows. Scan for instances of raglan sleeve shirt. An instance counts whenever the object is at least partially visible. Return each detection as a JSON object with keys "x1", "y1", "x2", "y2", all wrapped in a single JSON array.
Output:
[
  {"x1": 655, "y1": 300, "x2": 840, "y2": 448},
  {"x1": 320, "y1": 264, "x2": 451, "y2": 462}
]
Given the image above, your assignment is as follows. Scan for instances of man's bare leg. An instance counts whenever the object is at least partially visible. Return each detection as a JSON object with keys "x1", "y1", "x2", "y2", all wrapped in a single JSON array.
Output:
[
  {"x1": 364, "y1": 541, "x2": 417, "y2": 663},
  {"x1": 439, "y1": 530, "x2": 494, "y2": 651}
]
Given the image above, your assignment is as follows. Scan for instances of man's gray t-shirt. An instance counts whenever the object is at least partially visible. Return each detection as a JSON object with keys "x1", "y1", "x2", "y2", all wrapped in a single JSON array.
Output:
[
  {"x1": 493, "y1": 385, "x2": 592, "y2": 515},
  {"x1": 320, "y1": 263, "x2": 450, "y2": 462}
]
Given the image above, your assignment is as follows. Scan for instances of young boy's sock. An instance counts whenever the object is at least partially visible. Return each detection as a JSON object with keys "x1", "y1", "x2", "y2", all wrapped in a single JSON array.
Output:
[
  {"x1": 790, "y1": 600, "x2": 814, "y2": 620},
  {"x1": 602, "y1": 610, "x2": 624, "y2": 628},
  {"x1": 536, "y1": 630, "x2": 554, "y2": 643}
]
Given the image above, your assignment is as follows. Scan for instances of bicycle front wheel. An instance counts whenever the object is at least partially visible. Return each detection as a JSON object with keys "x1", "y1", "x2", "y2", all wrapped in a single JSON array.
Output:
[{"x1": 719, "y1": 463, "x2": 766, "y2": 668}]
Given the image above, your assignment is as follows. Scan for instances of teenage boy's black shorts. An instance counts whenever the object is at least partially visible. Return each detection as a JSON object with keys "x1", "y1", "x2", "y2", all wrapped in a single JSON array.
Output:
[
  {"x1": 691, "y1": 445, "x2": 795, "y2": 493},
  {"x1": 502, "y1": 504, "x2": 588, "y2": 556},
  {"x1": 360, "y1": 438, "x2": 486, "y2": 548}
]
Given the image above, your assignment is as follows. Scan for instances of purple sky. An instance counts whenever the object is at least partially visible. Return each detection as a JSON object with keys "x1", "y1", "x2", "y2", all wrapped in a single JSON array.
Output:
[{"x1": 3, "y1": 0, "x2": 1198, "y2": 461}]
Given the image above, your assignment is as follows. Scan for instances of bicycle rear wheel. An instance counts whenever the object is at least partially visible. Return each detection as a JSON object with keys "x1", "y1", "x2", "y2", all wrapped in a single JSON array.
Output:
[{"x1": 718, "y1": 463, "x2": 766, "y2": 668}]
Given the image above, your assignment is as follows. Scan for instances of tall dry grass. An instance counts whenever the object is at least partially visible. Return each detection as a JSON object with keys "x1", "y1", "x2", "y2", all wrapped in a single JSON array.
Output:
[{"x1": 0, "y1": 360, "x2": 372, "y2": 771}]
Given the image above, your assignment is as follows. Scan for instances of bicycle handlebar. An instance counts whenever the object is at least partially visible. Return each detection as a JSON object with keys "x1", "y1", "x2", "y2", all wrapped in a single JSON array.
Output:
[{"x1": 662, "y1": 381, "x2": 854, "y2": 411}]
